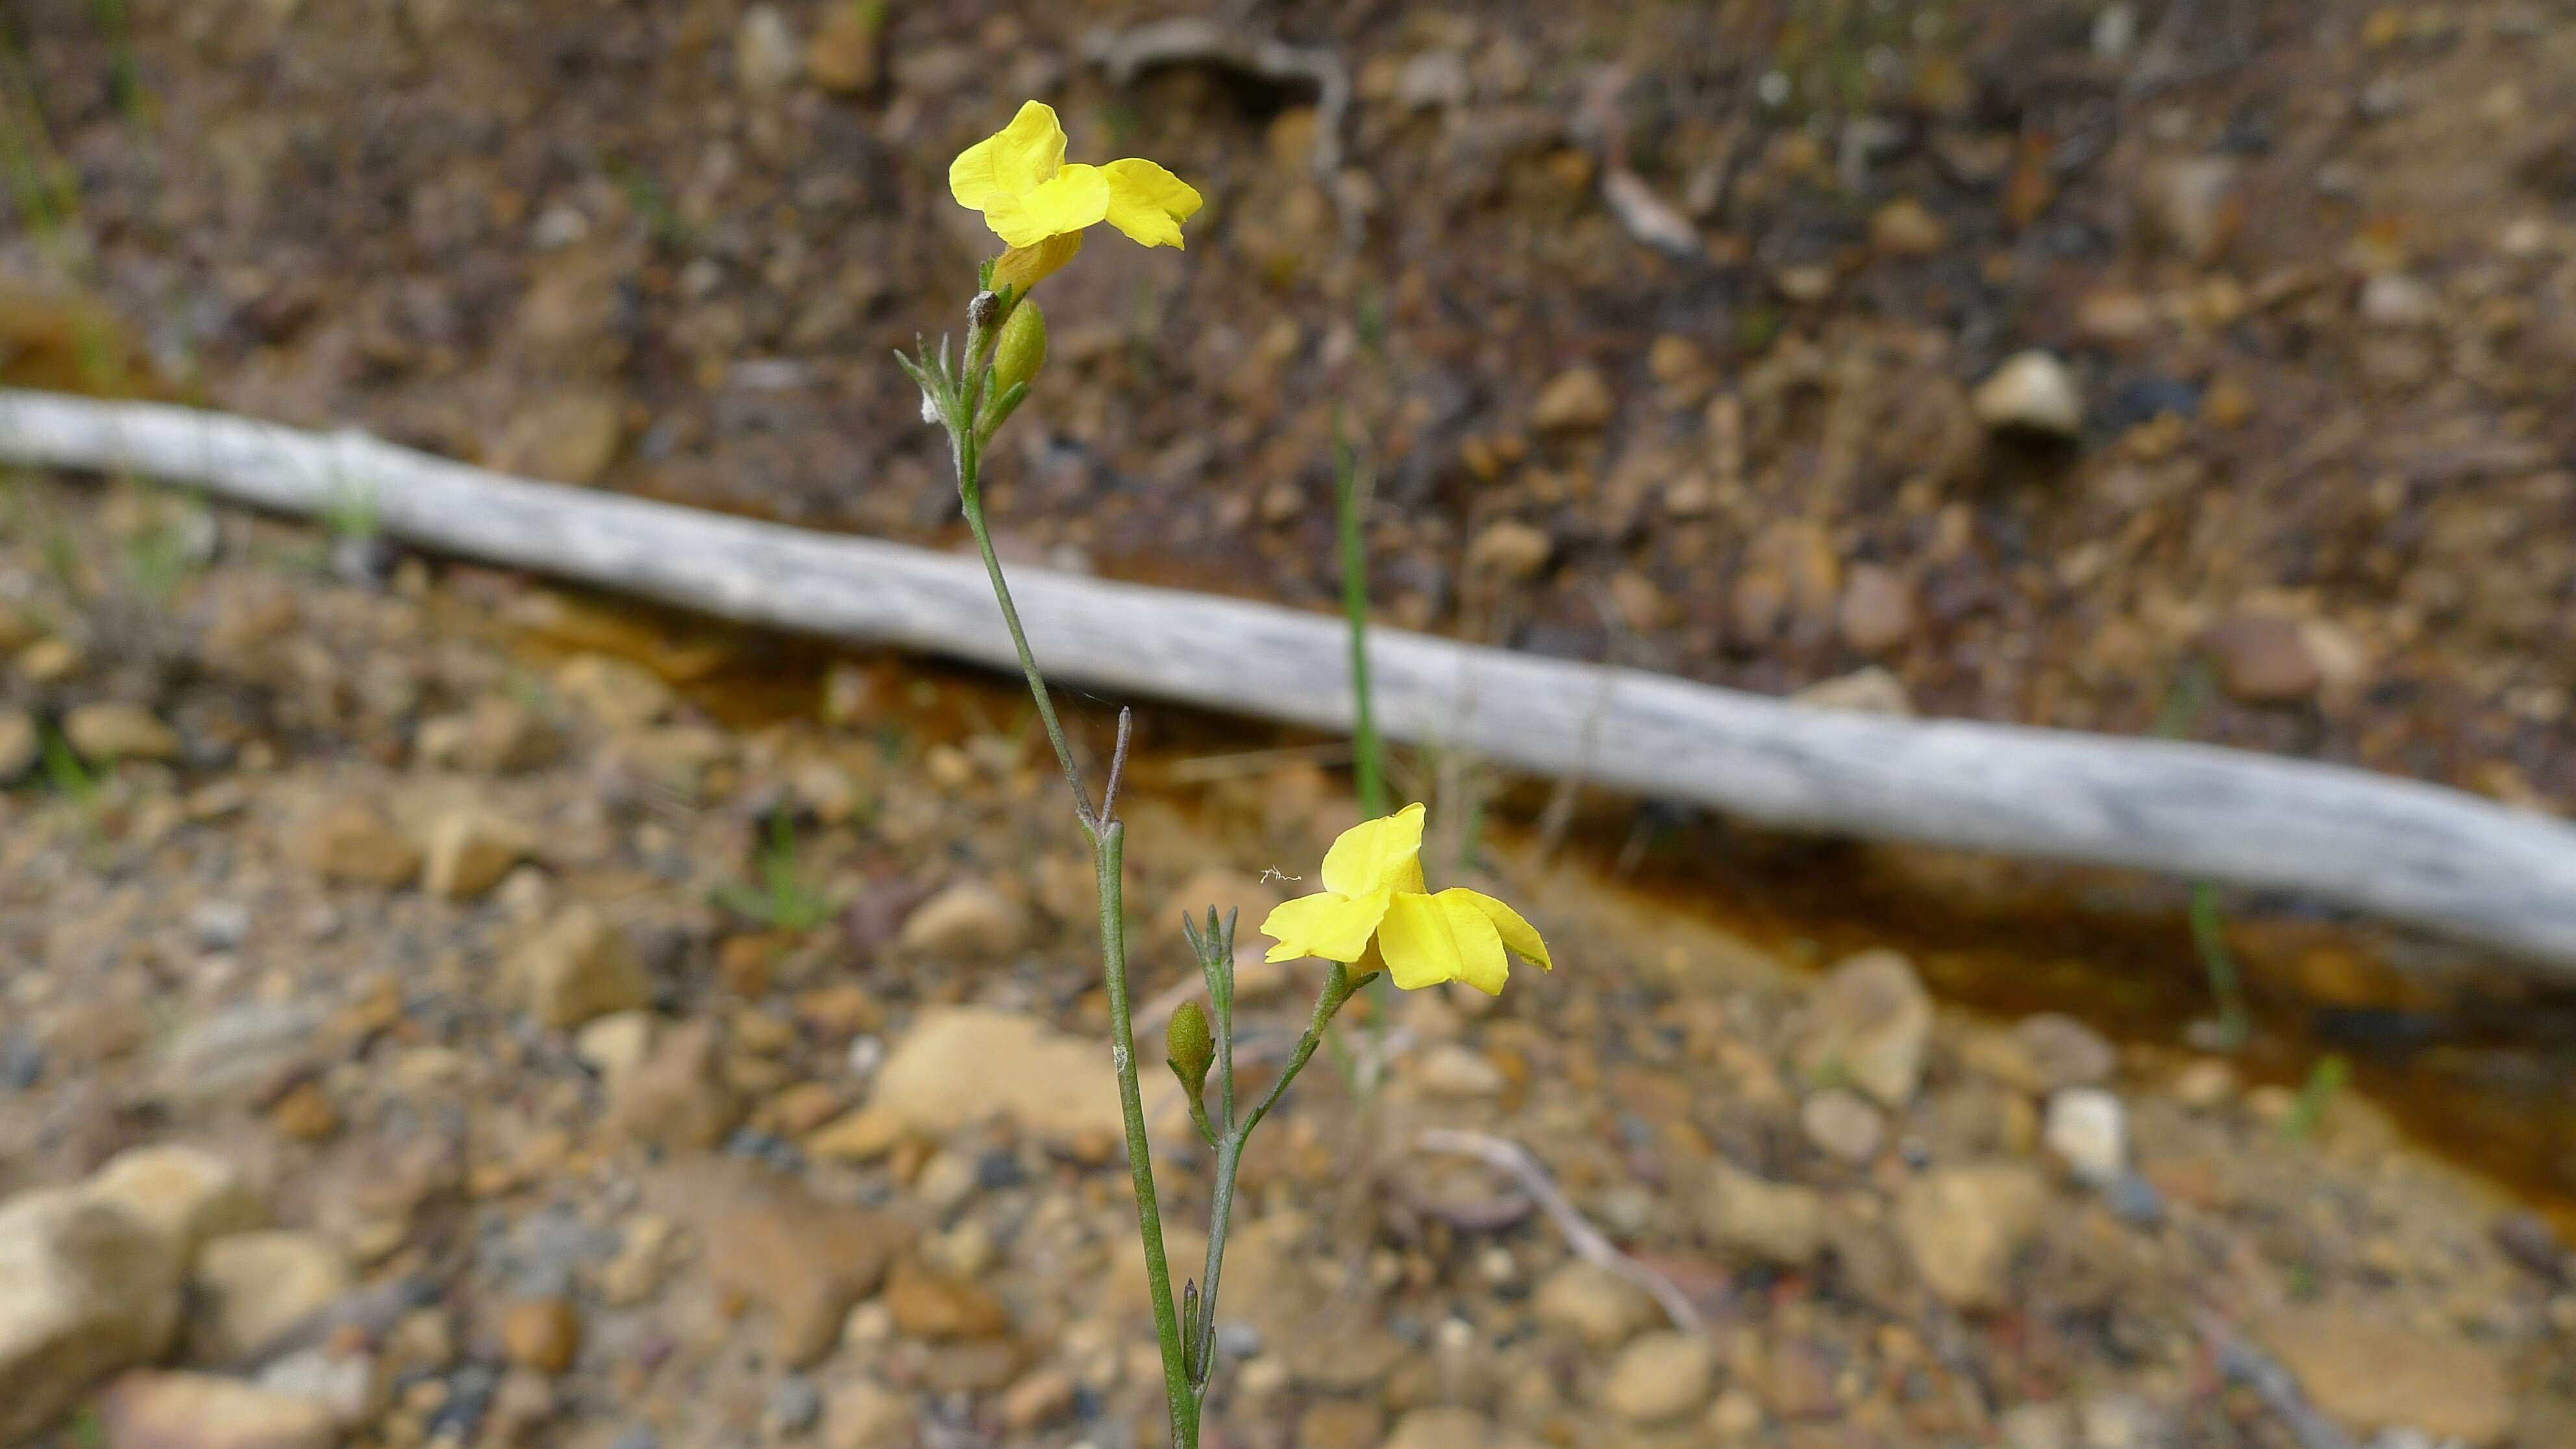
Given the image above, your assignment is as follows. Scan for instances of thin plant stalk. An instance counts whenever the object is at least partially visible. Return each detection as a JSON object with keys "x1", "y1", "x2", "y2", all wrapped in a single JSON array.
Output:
[{"x1": 903, "y1": 288, "x2": 1357, "y2": 1448}]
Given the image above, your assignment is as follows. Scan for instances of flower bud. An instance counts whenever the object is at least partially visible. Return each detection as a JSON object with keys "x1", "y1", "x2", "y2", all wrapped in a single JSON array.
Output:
[
  {"x1": 992, "y1": 299, "x2": 1048, "y2": 397},
  {"x1": 1165, "y1": 998, "x2": 1214, "y2": 1101}
]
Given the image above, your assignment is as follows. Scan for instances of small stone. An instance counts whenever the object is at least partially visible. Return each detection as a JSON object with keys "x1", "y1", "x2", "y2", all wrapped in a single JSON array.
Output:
[
  {"x1": 736, "y1": 5, "x2": 801, "y2": 96},
  {"x1": 552, "y1": 654, "x2": 673, "y2": 730},
  {"x1": 1531, "y1": 1260, "x2": 1657, "y2": 1348},
  {"x1": 2042, "y1": 1089, "x2": 2127, "y2": 1185},
  {"x1": 421, "y1": 810, "x2": 533, "y2": 900},
  {"x1": 508, "y1": 906, "x2": 649, "y2": 1030},
  {"x1": 1409, "y1": 1043, "x2": 1505, "y2": 1098},
  {"x1": 1894, "y1": 1163, "x2": 2050, "y2": 1309},
  {"x1": 2253, "y1": 1306, "x2": 2513, "y2": 1445},
  {"x1": 2102, "y1": 1171, "x2": 2164, "y2": 1227},
  {"x1": 2359, "y1": 272, "x2": 2438, "y2": 328},
  {"x1": 1800, "y1": 1089, "x2": 1885, "y2": 1164},
  {"x1": 254, "y1": 1346, "x2": 375, "y2": 1424},
  {"x1": 191, "y1": 1231, "x2": 353, "y2": 1364},
  {"x1": 0, "y1": 1187, "x2": 182, "y2": 1438},
  {"x1": 1836, "y1": 564, "x2": 1916, "y2": 654},
  {"x1": 884, "y1": 1257, "x2": 1009, "y2": 1341},
  {"x1": 2075, "y1": 290, "x2": 2160, "y2": 349},
  {"x1": 296, "y1": 804, "x2": 421, "y2": 888},
  {"x1": 1382, "y1": 1407, "x2": 1547, "y2": 1449},
  {"x1": 97, "y1": 1369, "x2": 338, "y2": 1449},
  {"x1": 648, "y1": 1160, "x2": 910, "y2": 1368},
  {"x1": 2140, "y1": 156, "x2": 2238, "y2": 262},
  {"x1": 1531, "y1": 365, "x2": 1616, "y2": 432},
  {"x1": 64, "y1": 701, "x2": 180, "y2": 762},
  {"x1": 1700, "y1": 1163, "x2": 1825, "y2": 1267},
  {"x1": 1599, "y1": 1331, "x2": 1716, "y2": 1424},
  {"x1": 2200, "y1": 611, "x2": 2320, "y2": 704},
  {"x1": 499, "y1": 1297, "x2": 580, "y2": 1374},
  {"x1": 895, "y1": 881, "x2": 1027, "y2": 958},
  {"x1": 1972, "y1": 351, "x2": 2084, "y2": 438},
  {"x1": 0, "y1": 708, "x2": 36, "y2": 781},
  {"x1": 414, "y1": 695, "x2": 552, "y2": 773},
  {"x1": 767, "y1": 1374, "x2": 824, "y2": 1435},
  {"x1": 806, "y1": 1, "x2": 880, "y2": 94},
  {"x1": 867, "y1": 1008, "x2": 1122, "y2": 1152},
  {"x1": 822, "y1": 1378, "x2": 915, "y2": 1449},
  {"x1": 804, "y1": 1105, "x2": 908, "y2": 1163},
  {"x1": 18, "y1": 636, "x2": 82, "y2": 682},
  {"x1": 2172, "y1": 1058, "x2": 2236, "y2": 1109},
  {"x1": 1870, "y1": 197, "x2": 1947, "y2": 256},
  {"x1": 486, "y1": 1365, "x2": 558, "y2": 1441},
  {"x1": 2000, "y1": 1402, "x2": 2074, "y2": 1449},
  {"x1": 1465, "y1": 520, "x2": 1553, "y2": 581},
  {"x1": 1796, "y1": 949, "x2": 1933, "y2": 1108},
  {"x1": 572, "y1": 1010, "x2": 658, "y2": 1085},
  {"x1": 1708, "y1": 1387, "x2": 1764, "y2": 1439},
  {"x1": 998, "y1": 1368, "x2": 1075, "y2": 1432},
  {"x1": 2013, "y1": 1014, "x2": 2117, "y2": 1091},
  {"x1": 267, "y1": 1082, "x2": 341, "y2": 1142},
  {"x1": 158, "y1": 1004, "x2": 323, "y2": 1103},
  {"x1": 606, "y1": 1019, "x2": 743, "y2": 1153},
  {"x1": 1790, "y1": 665, "x2": 1915, "y2": 716},
  {"x1": 86, "y1": 1145, "x2": 263, "y2": 1267}
]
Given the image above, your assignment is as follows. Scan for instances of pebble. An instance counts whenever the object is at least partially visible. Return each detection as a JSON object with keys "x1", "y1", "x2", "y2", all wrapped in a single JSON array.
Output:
[
  {"x1": 1410, "y1": 1043, "x2": 1505, "y2": 1098},
  {"x1": 765, "y1": 1373, "x2": 823, "y2": 1435},
  {"x1": 508, "y1": 906, "x2": 649, "y2": 1030},
  {"x1": 1869, "y1": 196, "x2": 1946, "y2": 256},
  {"x1": 2253, "y1": 1306, "x2": 2513, "y2": 1445},
  {"x1": 97, "y1": 1369, "x2": 338, "y2": 1449},
  {"x1": 552, "y1": 654, "x2": 673, "y2": 730},
  {"x1": 254, "y1": 1345, "x2": 375, "y2": 1424},
  {"x1": 1382, "y1": 1406, "x2": 1547, "y2": 1449},
  {"x1": 421, "y1": 808, "x2": 533, "y2": 900},
  {"x1": 1971, "y1": 351, "x2": 2085, "y2": 437},
  {"x1": 822, "y1": 1378, "x2": 916, "y2": 1449},
  {"x1": 736, "y1": 5, "x2": 801, "y2": 96},
  {"x1": 1531, "y1": 1259, "x2": 1657, "y2": 1348},
  {"x1": 895, "y1": 880, "x2": 1028, "y2": 958},
  {"x1": 2103, "y1": 1171, "x2": 2165, "y2": 1228},
  {"x1": 866, "y1": 1007, "x2": 1122, "y2": 1151},
  {"x1": 606, "y1": 1019, "x2": 743, "y2": 1152},
  {"x1": 2139, "y1": 156, "x2": 2238, "y2": 262},
  {"x1": 190, "y1": 1231, "x2": 353, "y2": 1364},
  {"x1": 156, "y1": 1003, "x2": 323, "y2": 1104},
  {"x1": 1530, "y1": 365, "x2": 1615, "y2": 432},
  {"x1": 647, "y1": 1160, "x2": 910, "y2": 1367},
  {"x1": 2172, "y1": 1058, "x2": 2237, "y2": 1109},
  {"x1": 0, "y1": 1187, "x2": 183, "y2": 1438},
  {"x1": 2200, "y1": 610, "x2": 2321, "y2": 704},
  {"x1": 1836, "y1": 564, "x2": 1916, "y2": 654},
  {"x1": 1700, "y1": 1163, "x2": 1825, "y2": 1267},
  {"x1": 295, "y1": 802, "x2": 421, "y2": 888},
  {"x1": 499, "y1": 1296, "x2": 581, "y2": 1374},
  {"x1": 1464, "y1": 520, "x2": 1554, "y2": 581},
  {"x1": 1894, "y1": 1163, "x2": 2050, "y2": 1309},
  {"x1": 1790, "y1": 665, "x2": 1915, "y2": 715},
  {"x1": 2042, "y1": 1089, "x2": 2128, "y2": 1185},
  {"x1": 1796, "y1": 949, "x2": 1933, "y2": 1108},
  {"x1": 0, "y1": 708, "x2": 37, "y2": 781},
  {"x1": 2014, "y1": 1013, "x2": 2118, "y2": 1091},
  {"x1": 63, "y1": 700, "x2": 181, "y2": 762},
  {"x1": 1800, "y1": 1088, "x2": 1886, "y2": 1164},
  {"x1": 883, "y1": 1257, "x2": 1011, "y2": 1341},
  {"x1": 571, "y1": 1009, "x2": 658, "y2": 1085},
  {"x1": 805, "y1": 1, "x2": 880, "y2": 94},
  {"x1": 998, "y1": 1367, "x2": 1075, "y2": 1432},
  {"x1": 86, "y1": 1144, "x2": 263, "y2": 1267},
  {"x1": 1598, "y1": 1330, "x2": 1716, "y2": 1424}
]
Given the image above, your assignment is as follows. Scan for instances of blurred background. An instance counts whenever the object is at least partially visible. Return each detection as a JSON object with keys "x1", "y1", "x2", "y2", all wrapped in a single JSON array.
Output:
[{"x1": 2, "y1": 2, "x2": 2574, "y2": 1446}]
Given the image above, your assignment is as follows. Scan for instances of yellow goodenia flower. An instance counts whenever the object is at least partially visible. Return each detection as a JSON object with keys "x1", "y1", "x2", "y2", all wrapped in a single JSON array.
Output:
[
  {"x1": 1259, "y1": 804, "x2": 1552, "y2": 996},
  {"x1": 951, "y1": 101, "x2": 1202, "y2": 294}
]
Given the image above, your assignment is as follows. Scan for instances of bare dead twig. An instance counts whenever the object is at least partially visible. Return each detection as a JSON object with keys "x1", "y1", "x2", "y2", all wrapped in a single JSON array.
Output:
[{"x1": 1415, "y1": 1128, "x2": 1706, "y2": 1333}]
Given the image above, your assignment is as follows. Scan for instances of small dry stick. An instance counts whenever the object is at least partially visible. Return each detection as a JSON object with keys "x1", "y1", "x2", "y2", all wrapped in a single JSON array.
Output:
[{"x1": 1415, "y1": 1128, "x2": 1706, "y2": 1334}]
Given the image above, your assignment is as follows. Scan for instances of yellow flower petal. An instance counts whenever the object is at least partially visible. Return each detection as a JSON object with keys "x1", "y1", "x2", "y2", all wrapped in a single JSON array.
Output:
[
  {"x1": 950, "y1": 101, "x2": 1067, "y2": 213},
  {"x1": 991, "y1": 231, "x2": 1085, "y2": 299},
  {"x1": 1100, "y1": 158, "x2": 1203, "y2": 249},
  {"x1": 1320, "y1": 802, "x2": 1428, "y2": 899},
  {"x1": 1259, "y1": 887, "x2": 1393, "y2": 964},
  {"x1": 984, "y1": 162, "x2": 1111, "y2": 249},
  {"x1": 1378, "y1": 889, "x2": 1509, "y2": 995},
  {"x1": 1446, "y1": 888, "x2": 1551, "y2": 971}
]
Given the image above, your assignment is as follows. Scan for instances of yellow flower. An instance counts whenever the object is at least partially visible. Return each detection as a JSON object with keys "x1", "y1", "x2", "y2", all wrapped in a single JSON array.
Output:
[
  {"x1": 1258, "y1": 804, "x2": 1552, "y2": 996},
  {"x1": 950, "y1": 101, "x2": 1203, "y2": 293}
]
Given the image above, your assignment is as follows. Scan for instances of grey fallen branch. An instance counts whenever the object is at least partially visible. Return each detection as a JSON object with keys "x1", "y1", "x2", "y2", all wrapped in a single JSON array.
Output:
[
  {"x1": 1415, "y1": 1128, "x2": 1705, "y2": 1334},
  {"x1": 6, "y1": 389, "x2": 2576, "y2": 975}
]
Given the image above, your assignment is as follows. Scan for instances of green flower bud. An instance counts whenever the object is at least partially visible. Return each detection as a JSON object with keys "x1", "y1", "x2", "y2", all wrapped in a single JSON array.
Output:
[
  {"x1": 1165, "y1": 998, "x2": 1214, "y2": 1101},
  {"x1": 992, "y1": 298, "x2": 1048, "y2": 397}
]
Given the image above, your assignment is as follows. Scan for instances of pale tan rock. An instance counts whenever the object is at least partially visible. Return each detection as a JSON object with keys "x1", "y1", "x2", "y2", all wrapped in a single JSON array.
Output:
[
  {"x1": 86, "y1": 1145, "x2": 262, "y2": 1268},
  {"x1": 1599, "y1": 1330, "x2": 1716, "y2": 1424},
  {"x1": 64, "y1": 701, "x2": 180, "y2": 761},
  {"x1": 295, "y1": 804, "x2": 421, "y2": 889},
  {"x1": 0, "y1": 1187, "x2": 184, "y2": 1439},
  {"x1": 1894, "y1": 1163, "x2": 2050, "y2": 1309},
  {"x1": 1531, "y1": 364, "x2": 1616, "y2": 432},
  {"x1": 867, "y1": 1007, "x2": 1121, "y2": 1150},
  {"x1": 508, "y1": 906, "x2": 647, "y2": 1030},
  {"x1": 191, "y1": 1231, "x2": 352, "y2": 1364},
  {"x1": 421, "y1": 808, "x2": 532, "y2": 900},
  {"x1": 2252, "y1": 1304, "x2": 2514, "y2": 1445},
  {"x1": 895, "y1": 881, "x2": 1027, "y2": 958},
  {"x1": 97, "y1": 1369, "x2": 338, "y2": 1449}
]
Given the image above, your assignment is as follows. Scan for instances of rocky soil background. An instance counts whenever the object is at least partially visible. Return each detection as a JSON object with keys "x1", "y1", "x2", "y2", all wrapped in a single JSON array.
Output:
[
  {"x1": 2, "y1": 467, "x2": 2573, "y2": 1445},
  {"x1": 4, "y1": 0, "x2": 2575, "y2": 807}
]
